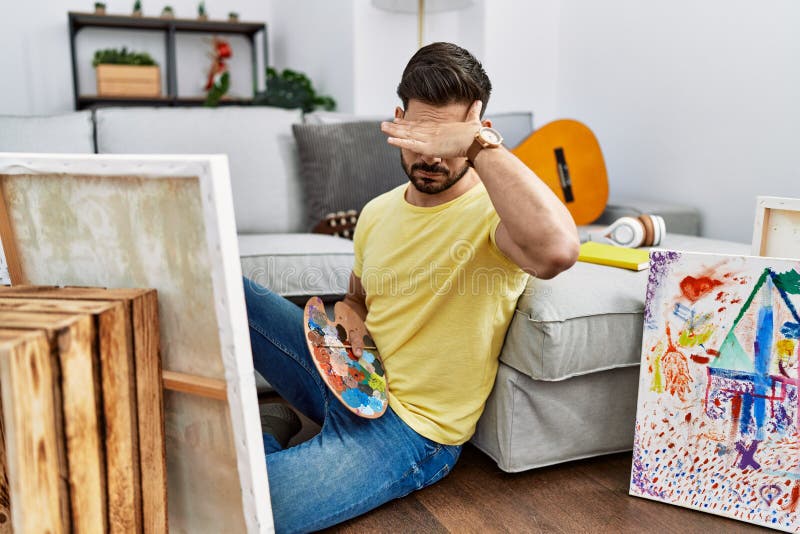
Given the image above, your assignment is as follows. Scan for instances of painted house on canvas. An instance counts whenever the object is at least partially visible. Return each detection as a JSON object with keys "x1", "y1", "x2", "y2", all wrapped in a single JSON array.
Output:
[
  {"x1": 632, "y1": 252, "x2": 800, "y2": 531},
  {"x1": 703, "y1": 268, "x2": 800, "y2": 453}
]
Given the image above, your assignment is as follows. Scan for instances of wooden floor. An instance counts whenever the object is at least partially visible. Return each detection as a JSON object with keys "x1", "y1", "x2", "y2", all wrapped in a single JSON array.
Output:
[{"x1": 324, "y1": 444, "x2": 772, "y2": 533}]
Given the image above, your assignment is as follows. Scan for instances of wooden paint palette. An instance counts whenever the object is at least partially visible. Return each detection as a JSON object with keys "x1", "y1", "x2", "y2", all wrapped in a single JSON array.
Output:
[{"x1": 303, "y1": 297, "x2": 388, "y2": 418}]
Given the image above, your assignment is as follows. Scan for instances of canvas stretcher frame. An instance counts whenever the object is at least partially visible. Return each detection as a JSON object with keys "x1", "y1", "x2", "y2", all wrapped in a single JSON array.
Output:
[
  {"x1": 752, "y1": 196, "x2": 800, "y2": 259},
  {"x1": 0, "y1": 153, "x2": 273, "y2": 533}
]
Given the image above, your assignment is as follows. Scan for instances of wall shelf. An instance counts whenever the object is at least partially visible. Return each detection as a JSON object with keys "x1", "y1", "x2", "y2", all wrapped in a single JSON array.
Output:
[{"x1": 68, "y1": 11, "x2": 268, "y2": 110}]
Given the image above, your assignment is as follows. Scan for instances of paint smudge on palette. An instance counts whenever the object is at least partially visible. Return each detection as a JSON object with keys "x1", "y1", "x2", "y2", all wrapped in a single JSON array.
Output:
[
  {"x1": 630, "y1": 250, "x2": 800, "y2": 532},
  {"x1": 304, "y1": 296, "x2": 388, "y2": 418}
]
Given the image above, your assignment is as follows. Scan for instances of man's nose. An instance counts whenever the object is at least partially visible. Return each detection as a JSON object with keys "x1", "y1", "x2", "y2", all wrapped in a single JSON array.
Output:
[{"x1": 420, "y1": 154, "x2": 442, "y2": 166}]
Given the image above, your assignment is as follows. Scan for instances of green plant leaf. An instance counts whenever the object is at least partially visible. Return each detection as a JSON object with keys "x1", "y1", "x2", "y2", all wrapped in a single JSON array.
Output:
[
  {"x1": 92, "y1": 47, "x2": 157, "y2": 67},
  {"x1": 204, "y1": 71, "x2": 230, "y2": 107},
  {"x1": 255, "y1": 66, "x2": 336, "y2": 113}
]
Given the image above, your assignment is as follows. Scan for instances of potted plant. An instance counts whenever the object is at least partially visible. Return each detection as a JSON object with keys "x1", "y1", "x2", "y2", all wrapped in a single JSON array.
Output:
[
  {"x1": 203, "y1": 37, "x2": 232, "y2": 107},
  {"x1": 93, "y1": 47, "x2": 161, "y2": 97},
  {"x1": 228, "y1": 11, "x2": 239, "y2": 22},
  {"x1": 132, "y1": 0, "x2": 142, "y2": 16},
  {"x1": 197, "y1": 1, "x2": 207, "y2": 21},
  {"x1": 94, "y1": 2, "x2": 106, "y2": 15},
  {"x1": 253, "y1": 67, "x2": 336, "y2": 113},
  {"x1": 160, "y1": 5, "x2": 174, "y2": 18}
]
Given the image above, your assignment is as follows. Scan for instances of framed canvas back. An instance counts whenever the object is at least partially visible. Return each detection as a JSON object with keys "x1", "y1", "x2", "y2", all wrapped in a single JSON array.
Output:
[
  {"x1": 0, "y1": 153, "x2": 272, "y2": 532},
  {"x1": 752, "y1": 196, "x2": 800, "y2": 259}
]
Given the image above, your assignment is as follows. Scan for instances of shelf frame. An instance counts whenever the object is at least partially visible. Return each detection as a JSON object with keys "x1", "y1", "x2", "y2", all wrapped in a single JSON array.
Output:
[{"x1": 68, "y1": 11, "x2": 268, "y2": 110}]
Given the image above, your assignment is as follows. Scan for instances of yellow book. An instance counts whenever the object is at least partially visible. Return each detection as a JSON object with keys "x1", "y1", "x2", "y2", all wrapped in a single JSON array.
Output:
[{"x1": 578, "y1": 241, "x2": 650, "y2": 271}]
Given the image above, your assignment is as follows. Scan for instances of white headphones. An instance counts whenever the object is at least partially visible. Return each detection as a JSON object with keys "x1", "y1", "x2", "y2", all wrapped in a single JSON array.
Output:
[{"x1": 598, "y1": 214, "x2": 666, "y2": 248}]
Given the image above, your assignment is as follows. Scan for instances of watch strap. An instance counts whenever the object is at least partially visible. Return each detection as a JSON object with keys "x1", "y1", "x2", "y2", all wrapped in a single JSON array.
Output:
[{"x1": 466, "y1": 137, "x2": 484, "y2": 166}]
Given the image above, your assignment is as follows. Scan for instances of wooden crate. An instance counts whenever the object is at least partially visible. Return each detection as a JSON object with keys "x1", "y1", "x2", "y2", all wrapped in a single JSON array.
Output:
[
  {"x1": 0, "y1": 329, "x2": 70, "y2": 533},
  {"x1": 0, "y1": 312, "x2": 105, "y2": 533},
  {"x1": 96, "y1": 64, "x2": 161, "y2": 97},
  {"x1": 0, "y1": 288, "x2": 167, "y2": 534}
]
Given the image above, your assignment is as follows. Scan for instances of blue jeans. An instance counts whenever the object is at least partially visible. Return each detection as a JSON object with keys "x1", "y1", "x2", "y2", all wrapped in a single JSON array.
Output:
[{"x1": 243, "y1": 277, "x2": 462, "y2": 533}]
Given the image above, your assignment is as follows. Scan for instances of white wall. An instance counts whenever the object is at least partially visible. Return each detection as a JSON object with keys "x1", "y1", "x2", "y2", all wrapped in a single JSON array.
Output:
[
  {"x1": 351, "y1": 0, "x2": 484, "y2": 116},
  {"x1": 0, "y1": 0, "x2": 270, "y2": 115},
  {"x1": 556, "y1": 0, "x2": 800, "y2": 242},
  {"x1": 481, "y1": 0, "x2": 560, "y2": 123},
  {"x1": 267, "y1": 0, "x2": 356, "y2": 113}
]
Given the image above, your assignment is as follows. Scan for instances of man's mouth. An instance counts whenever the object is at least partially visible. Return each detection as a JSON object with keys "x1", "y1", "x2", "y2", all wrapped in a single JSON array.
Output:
[{"x1": 415, "y1": 171, "x2": 444, "y2": 180}]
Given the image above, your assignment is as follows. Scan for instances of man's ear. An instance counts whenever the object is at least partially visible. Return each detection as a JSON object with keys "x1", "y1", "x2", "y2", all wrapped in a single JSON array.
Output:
[
  {"x1": 395, "y1": 106, "x2": 404, "y2": 119},
  {"x1": 481, "y1": 119, "x2": 493, "y2": 128}
]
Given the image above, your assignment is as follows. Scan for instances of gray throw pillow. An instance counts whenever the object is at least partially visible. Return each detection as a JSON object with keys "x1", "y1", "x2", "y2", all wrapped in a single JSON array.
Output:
[{"x1": 292, "y1": 121, "x2": 408, "y2": 231}]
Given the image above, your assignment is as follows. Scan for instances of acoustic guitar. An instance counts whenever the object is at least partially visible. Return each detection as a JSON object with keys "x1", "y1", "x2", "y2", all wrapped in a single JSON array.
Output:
[
  {"x1": 312, "y1": 209, "x2": 359, "y2": 239},
  {"x1": 512, "y1": 119, "x2": 609, "y2": 225}
]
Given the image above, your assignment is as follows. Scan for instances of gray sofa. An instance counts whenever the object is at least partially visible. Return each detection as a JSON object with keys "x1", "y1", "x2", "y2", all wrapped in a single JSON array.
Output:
[{"x1": 0, "y1": 106, "x2": 747, "y2": 472}]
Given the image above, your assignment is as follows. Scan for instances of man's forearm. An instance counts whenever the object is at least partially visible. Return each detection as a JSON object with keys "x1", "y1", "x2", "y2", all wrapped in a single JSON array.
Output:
[{"x1": 472, "y1": 146, "x2": 579, "y2": 270}]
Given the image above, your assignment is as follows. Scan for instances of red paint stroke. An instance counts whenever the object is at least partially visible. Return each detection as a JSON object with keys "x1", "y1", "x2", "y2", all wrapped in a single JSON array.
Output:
[
  {"x1": 662, "y1": 326, "x2": 692, "y2": 401},
  {"x1": 329, "y1": 374, "x2": 346, "y2": 392},
  {"x1": 706, "y1": 348, "x2": 720, "y2": 356},
  {"x1": 770, "y1": 380, "x2": 777, "y2": 419},
  {"x1": 715, "y1": 291, "x2": 726, "y2": 301},
  {"x1": 729, "y1": 394, "x2": 742, "y2": 441},
  {"x1": 784, "y1": 482, "x2": 800, "y2": 513},
  {"x1": 730, "y1": 298, "x2": 742, "y2": 304},
  {"x1": 717, "y1": 307, "x2": 726, "y2": 313},
  {"x1": 720, "y1": 387, "x2": 787, "y2": 402},
  {"x1": 680, "y1": 275, "x2": 723, "y2": 302},
  {"x1": 691, "y1": 354, "x2": 710, "y2": 364}
]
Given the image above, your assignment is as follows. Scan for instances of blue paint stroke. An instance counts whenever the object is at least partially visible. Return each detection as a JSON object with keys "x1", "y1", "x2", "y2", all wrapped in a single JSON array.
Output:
[
  {"x1": 341, "y1": 388, "x2": 369, "y2": 409},
  {"x1": 763, "y1": 470, "x2": 800, "y2": 480},
  {"x1": 673, "y1": 302, "x2": 692, "y2": 321},
  {"x1": 753, "y1": 280, "x2": 773, "y2": 441},
  {"x1": 781, "y1": 321, "x2": 800, "y2": 339},
  {"x1": 739, "y1": 393, "x2": 754, "y2": 435}
]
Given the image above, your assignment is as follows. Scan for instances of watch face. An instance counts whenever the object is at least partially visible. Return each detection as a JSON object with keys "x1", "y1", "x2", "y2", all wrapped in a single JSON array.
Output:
[{"x1": 480, "y1": 127, "x2": 503, "y2": 145}]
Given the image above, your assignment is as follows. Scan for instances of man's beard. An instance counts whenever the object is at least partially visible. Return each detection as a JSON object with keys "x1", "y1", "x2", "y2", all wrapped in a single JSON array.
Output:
[{"x1": 401, "y1": 153, "x2": 470, "y2": 195}]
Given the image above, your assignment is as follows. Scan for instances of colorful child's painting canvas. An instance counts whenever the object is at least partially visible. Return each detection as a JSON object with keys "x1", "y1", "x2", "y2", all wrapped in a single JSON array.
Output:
[{"x1": 630, "y1": 250, "x2": 800, "y2": 532}]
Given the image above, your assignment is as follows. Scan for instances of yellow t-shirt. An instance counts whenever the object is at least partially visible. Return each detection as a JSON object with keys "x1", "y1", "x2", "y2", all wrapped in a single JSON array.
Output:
[{"x1": 352, "y1": 182, "x2": 529, "y2": 445}]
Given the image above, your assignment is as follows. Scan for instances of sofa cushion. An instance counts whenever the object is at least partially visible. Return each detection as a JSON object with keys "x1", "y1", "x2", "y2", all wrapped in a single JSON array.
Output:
[
  {"x1": 484, "y1": 111, "x2": 534, "y2": 149},
  {"x1": 472, "y1": 362, "x2": 639, "y2": 472},
  {"x1": 239, "y1": 233, "x2": 353, "y2": 297},
  {"x1": 292, "y1": 121, "x2": 408, "y2": 231},
  {"x1": 95, "y1": 106, "x2": 304, "y2": 234},
  {"x1": 0, "y1": 111, "x2": 95, "y2": 153},
  {"x1": 501, "y1": 232, "x2": 750, "y2": 381},
  {"x1": 303, "y1": 111, "x2": 390, "y2": 124}
]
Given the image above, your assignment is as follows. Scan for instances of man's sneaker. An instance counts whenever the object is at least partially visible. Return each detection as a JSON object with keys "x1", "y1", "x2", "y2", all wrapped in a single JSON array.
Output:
[{"x1": 259, "y1": 403, "x2": 302, "y2": 448}]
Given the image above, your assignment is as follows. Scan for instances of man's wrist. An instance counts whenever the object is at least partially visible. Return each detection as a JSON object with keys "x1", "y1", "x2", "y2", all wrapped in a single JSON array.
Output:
[{"x1": 466, "y1": 126, "x2": 503, "y2": 166}]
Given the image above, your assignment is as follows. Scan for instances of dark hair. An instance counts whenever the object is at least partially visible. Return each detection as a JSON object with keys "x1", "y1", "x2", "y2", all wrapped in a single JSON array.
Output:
[{"x1": 397, "y1": 42, "x2": 491, "y2": 117}]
